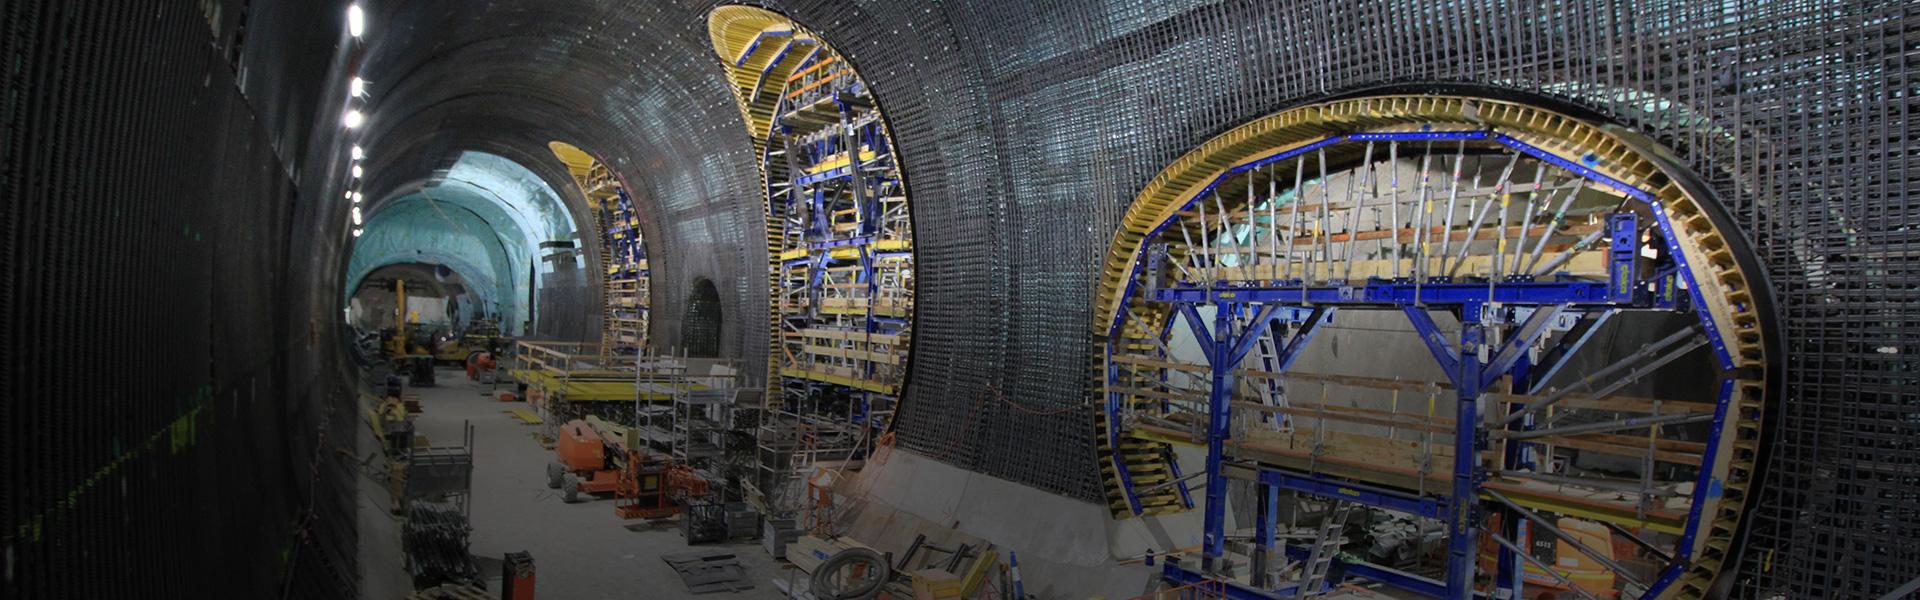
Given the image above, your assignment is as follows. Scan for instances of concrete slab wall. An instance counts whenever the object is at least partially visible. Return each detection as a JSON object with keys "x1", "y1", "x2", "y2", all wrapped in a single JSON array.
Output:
[{"x1": 847, "y1": 449, "x2": 1159, "y2": 599}]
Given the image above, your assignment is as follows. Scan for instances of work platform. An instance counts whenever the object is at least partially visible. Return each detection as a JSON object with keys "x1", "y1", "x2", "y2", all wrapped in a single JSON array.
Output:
[{"x1": 508, "y1": 342, "x2": 715, "y2": 409}]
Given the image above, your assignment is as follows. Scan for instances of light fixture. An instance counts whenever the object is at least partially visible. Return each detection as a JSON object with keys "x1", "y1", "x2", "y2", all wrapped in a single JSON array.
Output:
[
  {"x1": 351, "y1": 191, "x2": 363, "y2": 203},
  {"x1": 349, "y1": 77, "x2": 368, "y2": 98},
  {"x1": 351, "y1": 207, "x2": 363, "y2": 225},
  {"x1": 352, "y1": 228, "x2": 363, "y2": 237},
  {"x1": 342, "y1": 109, "x2": 364, "y2": 129},
  {"x1": 344, "y1": 190, "x2": 354, "y2": 199},
  {"x1": 347, "y1": 4, "x2": 366, "y2": 38},
  {"x1": 351, "y1": 164, "x2": 363, "y2": 179},
  {"x1": 351, "y1": 145, "x2": 365, "y2": 160}
]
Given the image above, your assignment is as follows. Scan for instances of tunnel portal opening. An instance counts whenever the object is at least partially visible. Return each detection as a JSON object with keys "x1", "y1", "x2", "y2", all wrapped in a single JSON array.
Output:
[{"x1": 682, "y1": 278, "x2": 723, "y2": 358}]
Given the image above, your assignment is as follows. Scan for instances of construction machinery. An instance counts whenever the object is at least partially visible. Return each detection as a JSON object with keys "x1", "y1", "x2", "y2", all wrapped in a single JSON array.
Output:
[
  {"x1": 434, "y1": 319, "x2": 504, "y2": 365},
  {"x1": 464, "y1": 352, "x2": 498, "y2": 383},
  {"x1": 545, "y1": 417, "x2": 709, "y2": 518}
]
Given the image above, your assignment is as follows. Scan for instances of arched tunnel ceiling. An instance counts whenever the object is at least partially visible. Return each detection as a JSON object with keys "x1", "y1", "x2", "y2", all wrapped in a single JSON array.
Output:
[
  {"x1": 348, "y1": 150, "x2": 577, "y2": 335},
  {"x1": 347, "y1": 196, "x2": 515, "y2": 330},
  {"x1": 311, "y1": 4, "x2": 1916, "y2": 596},
  {"x1": 350, "y1": 0, "x2": 768, "y2": 358}
]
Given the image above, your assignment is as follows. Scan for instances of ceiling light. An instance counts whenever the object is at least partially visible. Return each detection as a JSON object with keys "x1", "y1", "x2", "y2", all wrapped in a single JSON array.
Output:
[
  {"x1": 349, "y1": 77, "x2": 368, "y2": 98},
  {"x1": 351, "y1": 191, "x2": 363, "y2": 203},
  {"x1": 351, "y1": 164, "x2": 363, "y2": 179},
  {"x1": 351, "y1": 207, "x2": 363, "y2": 225},
  {"x1": 352, "y1": 228, "x2": 363, "y2": 238},
  {"x1": 351, "y1": 145, "x2": 365, "y2": 160},
  {"x1": 347, "y1": 4, "x2": 366, "y2": 38},
  {"x1": 342, "y1": 109, "x2": 364, "y2": 129}
]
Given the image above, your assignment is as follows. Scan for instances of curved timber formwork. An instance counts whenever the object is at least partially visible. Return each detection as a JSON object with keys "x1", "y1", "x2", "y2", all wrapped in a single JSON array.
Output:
[{"x1": 1097, "y1": 96, "x2": 1771, "y2": 599}]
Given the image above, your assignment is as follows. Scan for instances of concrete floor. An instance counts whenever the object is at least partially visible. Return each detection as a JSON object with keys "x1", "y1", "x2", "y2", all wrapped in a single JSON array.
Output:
[{"x1": 357, "y1": 367, "x2": 789, "y2": 599}]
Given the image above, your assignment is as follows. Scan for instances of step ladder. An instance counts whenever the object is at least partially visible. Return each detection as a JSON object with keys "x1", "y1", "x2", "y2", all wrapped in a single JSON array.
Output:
[
  {"x1": 1238, "y1": 312, "x2": 1290, "y2": 432},
  {"x1": 1291, "y1": 501, "x2": 1355, "y2": 598}
]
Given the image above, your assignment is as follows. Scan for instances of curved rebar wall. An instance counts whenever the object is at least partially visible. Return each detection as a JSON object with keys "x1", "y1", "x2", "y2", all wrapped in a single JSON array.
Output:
[{"x1": 4, "y1": 1, "x2": 1915, "y2": 598}]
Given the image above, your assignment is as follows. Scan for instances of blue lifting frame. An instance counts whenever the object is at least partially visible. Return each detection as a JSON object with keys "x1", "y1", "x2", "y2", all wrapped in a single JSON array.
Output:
[{"x1": 1108, "y1": 129, "x2": 1740, "y2": 599}]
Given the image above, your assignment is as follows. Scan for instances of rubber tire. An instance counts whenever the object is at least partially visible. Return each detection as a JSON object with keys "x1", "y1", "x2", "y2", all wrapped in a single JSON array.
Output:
[
  {"x1": 562, "y1": 474, "x2": 580, "y2": 503},
  {"x1": 546, "y1": 462, "x2": 565, "y2": 489}
]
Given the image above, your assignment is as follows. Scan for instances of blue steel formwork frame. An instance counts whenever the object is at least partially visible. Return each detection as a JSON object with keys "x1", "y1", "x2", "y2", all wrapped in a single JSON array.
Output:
[
  {"x1": 1112, "y1": 130, "x2": 1742, "y2": 599},
  {"x1": 766, "y1": 46, "x2": 912, "y2": 442},
  {"x1": 605, "y1": 187, "x2": 650, "y2": 354}
]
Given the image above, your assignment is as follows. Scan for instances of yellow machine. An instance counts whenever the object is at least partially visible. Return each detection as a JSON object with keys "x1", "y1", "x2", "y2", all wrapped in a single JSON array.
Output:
[
  {"x1": 433, "y1": 320, "x2": 502, "y2": 365},
  {"x1": 383, "y1": 279, "x2": 429, "y2": 358},
  {"x1": 1480, "y1": 515, "x2": 1619, "y2": 599}
]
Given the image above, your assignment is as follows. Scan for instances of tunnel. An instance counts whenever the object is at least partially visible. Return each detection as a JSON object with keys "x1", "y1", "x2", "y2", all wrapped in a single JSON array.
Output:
[{"x1": 3, "y1": 2, "x2": 1917, "y2": 599}]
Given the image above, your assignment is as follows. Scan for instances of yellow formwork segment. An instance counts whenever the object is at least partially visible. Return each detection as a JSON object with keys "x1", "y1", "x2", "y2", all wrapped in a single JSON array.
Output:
[{"x1": 510, "y1": 409, "x2": 543, "y2": 425}]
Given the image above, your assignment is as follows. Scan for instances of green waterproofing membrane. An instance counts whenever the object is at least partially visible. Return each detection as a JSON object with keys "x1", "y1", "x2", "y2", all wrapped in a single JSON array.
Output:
[{"x1": 346, "y1": 152, "x2": 580, "y2": 334}]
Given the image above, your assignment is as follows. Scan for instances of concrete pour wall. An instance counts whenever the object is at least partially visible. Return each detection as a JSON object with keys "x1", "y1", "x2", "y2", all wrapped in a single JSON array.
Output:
[{"x1": 847, "y1": 449, "x2": 1158, "y2": 599}]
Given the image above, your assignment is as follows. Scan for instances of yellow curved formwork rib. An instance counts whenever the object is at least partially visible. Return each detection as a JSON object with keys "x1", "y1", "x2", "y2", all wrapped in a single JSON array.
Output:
[
  {"x1": 709, "y1": 6, "x2": 813, "y2": 394},
  {"x1": 708, "y1": 6, "x2": 816, "y2": 158}
]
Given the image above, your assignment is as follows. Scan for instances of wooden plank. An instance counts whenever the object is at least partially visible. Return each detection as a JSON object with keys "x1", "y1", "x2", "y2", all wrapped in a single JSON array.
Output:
[
  {"x1": 1535, "y1": 436, "x2": 1701, "y2": 465},
  {"x1": 801, "y1": 328, "x2": 904, "y2": 345},
  {"x1": 801, "y1": 343, "x2": 902, "y2": 365},
  {"x1": 510, "y1": 408, "x2": 544, "y2": 425},
  {"x1": 1109, "y1": 354, "x2": 1712, "y2": 415}
]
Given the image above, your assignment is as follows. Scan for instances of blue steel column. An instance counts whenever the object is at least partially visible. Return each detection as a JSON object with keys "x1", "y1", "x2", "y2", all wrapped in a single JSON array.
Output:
[
  {"x1": 1253, "y1": 482, "x2": 1277, "y2": 586},
  {"x1": 1445, "y1": 304, "x2": 1485, "y2": 599},
  {"x1": 1495, "y1": 354, "x2": 1533, "y2": 597},
  {"x1": 1201, "y1": 303, "x2": 1237, "y2": 572}
]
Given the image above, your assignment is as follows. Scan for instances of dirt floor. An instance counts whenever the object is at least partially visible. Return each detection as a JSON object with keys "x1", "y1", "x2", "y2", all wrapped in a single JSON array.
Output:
[{"x1": 355, "y1": 367, "x2": 789, "y2": 599}]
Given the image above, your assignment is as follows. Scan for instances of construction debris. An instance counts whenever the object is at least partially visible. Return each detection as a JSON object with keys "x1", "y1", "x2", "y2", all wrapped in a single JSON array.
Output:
[
  {"x1": 404, "y1": 583, "x2": 491, "y2": 600},
  {"x1": 661, "y1": 549, "x2": 754, "y2": 594}
]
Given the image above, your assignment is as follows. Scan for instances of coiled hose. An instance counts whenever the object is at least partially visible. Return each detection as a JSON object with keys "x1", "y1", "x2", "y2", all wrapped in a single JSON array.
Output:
[{"x1": 809, "y1": 547, "x2": 891, "y2": 600}]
